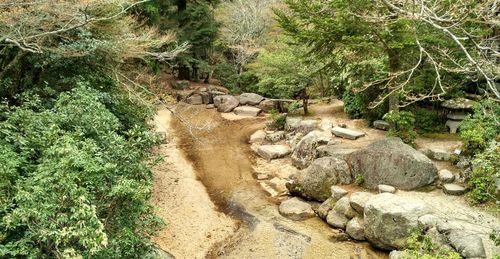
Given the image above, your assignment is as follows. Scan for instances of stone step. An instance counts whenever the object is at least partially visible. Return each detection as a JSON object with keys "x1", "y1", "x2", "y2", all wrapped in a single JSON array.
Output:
[
  {"x1": 331, "y1": 126, "x2": 366, "y2": 140},
  {"x1": 443, "y1": 184, "x2": 466, "y2": 195}
]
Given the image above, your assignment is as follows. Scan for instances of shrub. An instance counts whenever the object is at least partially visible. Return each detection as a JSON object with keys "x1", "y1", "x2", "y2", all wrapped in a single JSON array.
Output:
[
  {"x1": 268, "y1": 110, "x2": 287, "y2": 130},
  {"x1": 405, "y1": 229, "x2": 461, "y2": 259},
  {"x1": 468, "y1": 143, "x2": 499, "y2": 204},
  {"x1": 413, "y1": 107, "x2": 446, "y2": 133},
  {"x1": 342, "y1": 87, "x2": 387, "y2": 122},
  {"x1": 383, "y1": 111, "x2": 418, "y2": 146},
  {"x1": 355, "y1": 175, "x2": 365, "y2": 186},
  {"x1": 460, "y1": 100, "x2": 500, "y2": 155}
]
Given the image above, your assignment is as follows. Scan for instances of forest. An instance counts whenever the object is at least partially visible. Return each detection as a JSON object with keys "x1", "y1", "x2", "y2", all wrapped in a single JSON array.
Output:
[{"x1": 0, "y1": 0, "x2": 498, "y2": 258}]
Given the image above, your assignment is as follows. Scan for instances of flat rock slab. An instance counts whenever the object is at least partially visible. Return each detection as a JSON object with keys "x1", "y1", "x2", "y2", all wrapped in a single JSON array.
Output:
[
  {"x1": 233, "y1": 106, "x2": 261, "y2": 116},
  {"x1": 256, "y1": 145, "x2": 291, "y2": 160},
  {"x1": 443, "y1": 184, "x2": 466, "y2": 195},
  {"x1": 331, "y1": 186, "x2": 348, "y2": 200},
  {"x1": 378, "y1": 184, "x2": 396, "y2": 193},
  {"x1": 278, "y1": 197, "x2": 315, "y2": 221},
  {"x1": 249, "y1": 130, "x2": 266, "y2": 144},
  {"x1": 331, "y1": 126, "x2": 366, "y2": 140},
  {"x1": 373, "y1": 120, "x2": 390, "y2": 131}
]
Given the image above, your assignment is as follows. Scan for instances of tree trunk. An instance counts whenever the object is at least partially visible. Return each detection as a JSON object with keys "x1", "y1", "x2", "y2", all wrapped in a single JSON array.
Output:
[
  {"x1": 301, "y1": 88, "x2": 309, "y2": 114},
  {"x1": 387, "y1": 48, "x2": 400, "y2": 112}
]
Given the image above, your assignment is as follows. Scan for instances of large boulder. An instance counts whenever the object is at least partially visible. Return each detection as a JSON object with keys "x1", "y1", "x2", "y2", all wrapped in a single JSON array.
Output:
[
  {"x1": 239, "y1": 93, "x2": 265, "y2": 106},
  {"x1": 287, "y1": 156, "x2": 352, "y2": 201},
  {"x1": 349, "y1": 138, "x2": 438, "y2": 190},
  {"x1": 291, "y1": 131, "x2": 320, "y2": 169},
  {"x1": 214, "y1": 95, "x2": 239, "y2": 112},
  {"x1": 447, "y1": 230, "x2": 487, "y2": 258},
  {"x1": 278, "y1": 197, "x2": 315, "y2": 221},
  {"x1": 349, "y1": 192, "x2": 373, "y2": 214},
  {"x1": 364, "y1": 193, "x2": 431, "y2": 250},
  {"x1": 297, "y1": 120, "x2": 319, "y2": 134},
  {"x1": 285, "y1": 117, "x2": 302, "y2": 131}
]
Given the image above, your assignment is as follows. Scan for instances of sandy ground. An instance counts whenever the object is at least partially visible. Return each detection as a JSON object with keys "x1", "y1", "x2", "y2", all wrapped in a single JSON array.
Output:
[
  {"x1": 167, "y1": 103, "x2": 386, "y2": 259},
  {"x1": 150, "y1": 108, "x2": 236, "y2": 259}
]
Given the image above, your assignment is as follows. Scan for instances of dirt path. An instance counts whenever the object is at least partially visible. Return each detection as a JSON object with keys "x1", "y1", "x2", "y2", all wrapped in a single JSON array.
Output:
[
  {"x1": 151, "y1": 108, "x2": 236, "y2": 259},
  {"x1": 162, "y1": 104, "x2": 386, "y2": 259}
]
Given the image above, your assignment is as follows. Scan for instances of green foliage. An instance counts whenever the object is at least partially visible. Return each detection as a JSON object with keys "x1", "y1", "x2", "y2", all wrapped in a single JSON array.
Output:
[
  {"x1": 355, "y1": 175, "x2": 365, "y2": 186},
  {"x1": 0, "y1": 85, "x2": 163, "y2": 258},
  {"x1": 214, "y1": 62, "x2": 240, "y2": 92},
  {"x1": 460, "y1": 100, "x2": 500, "y2": 155},
  {"x1": 413, "y1": 108, "x2": 446, "y2": 133},
  {"x1": 268, "y1": 110, "x2": 287, "y2": 130},
  {"x1": 405, "y1": 229, "x2": 461, "y2": 259},
  {"x1": 383, "y1": 111, "x2": 418, "y2": 146},
  {"x1": 246, "y1": 36, "x2": 315, "y2": 99},
  {"x1": 467, "y1": 143, "x2": 500, "y2": 204}
]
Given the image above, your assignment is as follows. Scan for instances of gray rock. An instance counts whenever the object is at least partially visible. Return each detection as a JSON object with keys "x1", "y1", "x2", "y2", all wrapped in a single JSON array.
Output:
[
  {"x1": 297, "y1": 120, "x2": 319, "y2": 135},
  {"x1": 447, "y1": 230, "x2": 487, "y2": 258},
  {"x1": 186, "y1": 94, "x2": 203, "y2": 105},
  {"x1": 199, "y1": 91, "x2": 212, "y2": 104},
  {"x1": 326, "y1": 210, "x2": 348, "y2": 229},
  {"x1": 249, "y1": 130, "x2": 266, "y2": 144},
  {"x1": 256, "y1": 173, "x2": 269, "y2": 180},
  {"x1": 214, "y1": 95, "x2": 239, "y2": 112},
  {"x1": 234, "y1": 106, "x2": 261, "y2": 116},
  {"x1": 349, "y1": 192, "x2": 373, "y2": 214},
  {"x1": 331, "y1": 186, "x2": 348, "y2": 201},
  {"x1": 331, "y1": 126, "x2": 366, "y2": 140},
  {"x1": 373, "y1": 120, "x2": 391, "y2": 131},
  {"x1": 378, "y1": 184, "x2": 396, "y2": 193},
  {"x1": 364, "y1": 193, "x2": 431, "y2": 250},
  {"x1": 285, "y1": 117, "x2": 302, "y2": 131},
  {"x1": 333, "y1": 197, "x2": 358, "y2": 219},
  {"x1": 239, "y1": 93, "x2": 264, "y2": 105},
  {"x1": 427, "y1": 148, "x2": 451, "y2": 161},
  {"x1": 288, "y1": 157, "x2": 352, "y2": 201},
  {"x1": 349, "y1": 138, "x2": 438, "y2": 190},
  {"x1": 291, "y1": 131, "x2": 319, "y2": 169},
  {"x1": 456, "y1": 158, "x2": 471, "y2": 169},
  {"x1": 258, "y1": 99, "x2": 275, "y2": 113},
  {"x1": 426, "y1": 227, "x2": 452, "y2": 251},
  {"x1": 438, "y1": 169, "x2": 455, "y2": 183},
  {"x1": 315, "y1": 197, "x2": 336, "y2": 220},
  {"x1": 316, "y1": 146, "x2": 357, "y2": 160},
  {"x1": 266, "y1": 131, "x2": 285, "y2": 143},
  {"x1": 209, "y1": 90, "x2": 226, "y2": 98},
  {"x1": 388, "y1": 251, "x2": 406, "y2": 259},
  {"x1": 346, "y1": 217, "x2": 365, "y2": 241},
  {"x1": 256, "y1": 145, "x2": 291, "y2": 161},
  {"x1": 443, "y1": 184, "x2": 466, "y2": 195},
  {"x1": 206, "y1": 104, "x2": 215, "y2": 109},
  {"x1": 279, "y1": 197, "x2": 315, "y2": 221},
  {"x1": 288, "y1": 132, "x2": 303, "y2": 151},
  {"x1": 418, "y1": 214, "x2": 440, "y2": 231}
]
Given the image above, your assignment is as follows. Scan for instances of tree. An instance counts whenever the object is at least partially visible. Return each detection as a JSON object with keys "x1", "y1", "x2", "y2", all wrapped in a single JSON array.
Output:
[
  {"x1": 247, "y1": 36, "x2": 316, "y2": 113},
  {"x1": 216, "y1": 0, "x2": 278, "y2": 74},
  {"x1": 276, "y1": 0, "x2": 499, "y2": 112}
]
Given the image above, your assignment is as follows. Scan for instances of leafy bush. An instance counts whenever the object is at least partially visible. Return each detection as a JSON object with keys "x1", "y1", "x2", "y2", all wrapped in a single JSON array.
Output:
[
  {"x1": 405, "y1": 229, "x2": 461, "y2": 259},
  {"x1": 460, "y1": 100, "x2": 500, "y2": 155},
  {"x1": 355, "y1": 175, "x2": 365, "y2": 186},
  {"x1": 414, "y1": 107, "x2": 446, "y2": 133},
  {"x1": 342, "y1": 87, "x2": 387, "y2": 122},
  {"x1": 268, "y1": 110, "x2": 287, "y2": 130},
  {"x1": 383, "y1": 111, "x2": 418, "y2": 146},
  {"x1": 468, "y1": 143, "x2": 499, "y2": 204},
  {"x1": 0, "y1": 85, "x2": 163, "y2": 258},
  {"x1": 214, "y1": 62, "x2": 239, "y2": 92}
]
